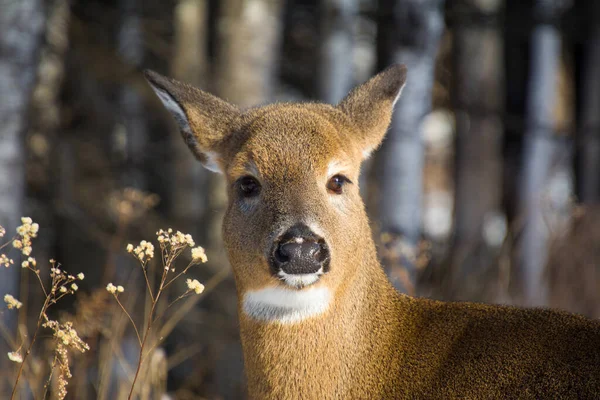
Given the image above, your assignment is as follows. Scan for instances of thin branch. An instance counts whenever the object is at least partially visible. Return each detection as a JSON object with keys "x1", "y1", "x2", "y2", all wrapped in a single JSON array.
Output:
[
  {"x1": 112, "y1": 294, "x2": 142, "y2": 346},
  {"x1": 162, "y1": 261, "x2": 195, "y2": 290},
  {"x1": 0, "y1": 235, "x2": 17, "y2": 251},
  {"x1": 10, "y1": 295, "x2": 51, "y2": 400},
  {"x1": 159, "y1": 269, "x2": 228, "y2": 339},
  {"x1": 152, "y1": 290, "x2": 193, "y2": 324},
  {"x1": 141, "y1": 267, "x2": 155, "y2": 302},
  {"x1": 29, "y1": 268, "x2": 48, "y2": 298}
]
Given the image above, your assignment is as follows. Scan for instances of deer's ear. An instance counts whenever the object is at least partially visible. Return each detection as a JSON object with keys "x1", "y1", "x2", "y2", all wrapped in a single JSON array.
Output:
[
  {"x1": 144, "y1": 70, "x2": 240, "y2": 173},
  {"x1": 337, "y1": 64, "x2": 407, "y2": 159}
]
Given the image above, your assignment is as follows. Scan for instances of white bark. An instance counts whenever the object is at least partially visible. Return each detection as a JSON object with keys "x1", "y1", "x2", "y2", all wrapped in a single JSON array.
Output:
[
  {"x1": 217, "y1": 0, "x2": 284, "y2": 107},
  {"x1": 318, "y1": 0, "x2": 358, "y2": 104},
  {"x1": 0, "y1": 0, "x2": 45, "y2": 331},
  {"x1": 519, "y1": 0, "x2": 571, "y2": 306},
  {"x1": 375, "y1": 0, "x2": 445, "y2": 293}
]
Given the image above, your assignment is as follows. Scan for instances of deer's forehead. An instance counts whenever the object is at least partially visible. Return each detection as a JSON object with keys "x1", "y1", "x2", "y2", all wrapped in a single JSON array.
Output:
[{"x1": 227, "y1": 108, "x2": 356, "y2": 178}]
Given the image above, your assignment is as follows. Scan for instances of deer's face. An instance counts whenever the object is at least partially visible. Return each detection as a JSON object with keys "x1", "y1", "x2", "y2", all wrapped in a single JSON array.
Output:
[
  {"x1": 145, "y1": 65, "x2": 406, "y2": 323},
  {"x1": 222, "y1": 106, "x2": 366, "y2": 295}
]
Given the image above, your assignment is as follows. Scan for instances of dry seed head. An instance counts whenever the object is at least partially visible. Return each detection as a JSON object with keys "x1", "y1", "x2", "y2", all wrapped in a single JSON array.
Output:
[
  {"x1": 1, "y1": 254, "x2": 14, "y2": 268},
  {"x1": 106, "y1": 283, "x2": 117, "y2": 294},
  {"x1": 191, "y1": 246, "x2": 208, "y2": 263},
  {"x1": 4, "y1": 294, "x2": 23, "y2": 309},
  {"x1": 186, "y1": 278, "x2": 204, "y2": 294},
  {"x1": 131, "y1": 240, "x2": 155, "y2": 261},
  {"x1": 14, "y1": 217, "x2": 38, "y2": 256},
  {"x1": 7, "y1": 351, "x2": 23, "y2": 363},
  {"x1": 109, "y1": 188, "x2": 159, "y2": 222},
  {"x1": 43, "y1": 319, "x2": 90, "y2": 400}
]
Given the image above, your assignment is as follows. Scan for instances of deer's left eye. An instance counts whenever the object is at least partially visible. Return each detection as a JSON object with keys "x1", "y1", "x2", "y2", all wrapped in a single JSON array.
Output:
[
  {"x1": 326, "y1": 175, "x2": 352, "y2": 195},
  {"x1": 237, "y1": 176, "x2": 261, "y2": 198}
]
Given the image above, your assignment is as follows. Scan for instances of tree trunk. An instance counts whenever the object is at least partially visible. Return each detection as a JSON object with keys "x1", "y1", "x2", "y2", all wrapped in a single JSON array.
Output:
[
  {"x1": 450, "y1": 0, "x2": 504, "y2": 299},
  {"x1": 170, "y1": 0, "x2": 209, "y2": 240},
  {"x1": 577, "y1": 2, "x2": 600, "y2": 203},
  {"x1": 217, "y1": 0, "x2": 284, "y2": 107},
  {"x1": 118, "y1": 0, "x2": 147, "y2": 190},
  {"x1": 374, "y1": 0, "x2": 445, "y2": 294},
  {"x1": 0, "y1": 0, "x2": 45, "y2": 334},
  {"x1": 318, "y1": 0, "x2": 358, "y2": 104},
  {"x1": 23, "y1": 0, "x2": 70, "y2": 346},
  {"x1": 519, "y1": 0, "x2": 571, "y2": 306}
]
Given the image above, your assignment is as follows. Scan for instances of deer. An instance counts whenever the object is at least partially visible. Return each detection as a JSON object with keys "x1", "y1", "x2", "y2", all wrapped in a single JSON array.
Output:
[{"x1": 145, "y1": 65, "x2": 600, "y2": 399}]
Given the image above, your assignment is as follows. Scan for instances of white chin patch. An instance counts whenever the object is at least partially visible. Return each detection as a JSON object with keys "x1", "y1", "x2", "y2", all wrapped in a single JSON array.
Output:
[
  {"x1": 276, "y1": 267, "x2": 324, "y2": 288},
  {"x1": 242, "y1": 286, "x2": 331, "y2": 324}
]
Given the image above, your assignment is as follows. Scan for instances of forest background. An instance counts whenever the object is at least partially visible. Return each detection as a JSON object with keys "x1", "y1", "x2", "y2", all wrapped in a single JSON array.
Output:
[{"x1": 2, "y1": 0, "x2": 600, "y2": 398}]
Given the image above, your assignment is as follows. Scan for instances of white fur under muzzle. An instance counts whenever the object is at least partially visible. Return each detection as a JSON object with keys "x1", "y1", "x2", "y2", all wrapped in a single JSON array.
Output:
[{"x1": 242, "y1": 286, "x2": 331, "y2": 324}]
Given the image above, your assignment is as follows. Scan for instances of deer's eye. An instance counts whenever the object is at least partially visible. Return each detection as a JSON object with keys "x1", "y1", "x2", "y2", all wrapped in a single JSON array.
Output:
[
  {"x1": 237, "y1": 176, "x2": 261, "y2": 198},
  {"x1": 326, "y1": 175, "x2": 352, "y2": 195}
]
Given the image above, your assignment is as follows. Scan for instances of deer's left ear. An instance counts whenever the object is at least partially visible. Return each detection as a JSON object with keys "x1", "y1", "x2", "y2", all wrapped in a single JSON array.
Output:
[
  {"x1": 337, "y1": 64, "x2": 407, "y2": 159},
  {"x1": 144, "y1": 70, "x2": 240, "y2": 173}
]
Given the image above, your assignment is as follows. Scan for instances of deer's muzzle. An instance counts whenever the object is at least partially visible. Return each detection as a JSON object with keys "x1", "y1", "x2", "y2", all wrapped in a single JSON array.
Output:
[{"x1": 269, "y1": 224, "x2": 330, "y2": 286}]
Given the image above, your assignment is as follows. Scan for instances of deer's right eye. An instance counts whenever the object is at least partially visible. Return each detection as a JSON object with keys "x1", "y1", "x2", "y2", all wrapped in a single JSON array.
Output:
[{"x1": 237, "y1": 176, "x2": 261, "y2": 198}]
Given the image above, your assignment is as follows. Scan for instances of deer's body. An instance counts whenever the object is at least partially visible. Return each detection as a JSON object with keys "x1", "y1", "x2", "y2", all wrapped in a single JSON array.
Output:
[
  {"x1": 146, "y1": 65, "x2": 600, "y2": 399},
  {"x1": 241, "y1": 237, "x2": 600, "y2": 399}
]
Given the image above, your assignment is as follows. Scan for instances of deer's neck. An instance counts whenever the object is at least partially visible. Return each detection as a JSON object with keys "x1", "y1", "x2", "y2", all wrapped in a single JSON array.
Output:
[{"x1": 238, "y1": 246, "x2": 407, "y2": 399}]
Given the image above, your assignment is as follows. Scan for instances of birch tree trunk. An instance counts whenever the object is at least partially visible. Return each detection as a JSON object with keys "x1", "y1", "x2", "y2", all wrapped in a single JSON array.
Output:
[
  {"x1": 0, "y1": 0, "x2": 45, "y2": 334},
  {"x1": 170, "y1": 0, "x2": 209, "y2": 238},
  {"x1": 217, "y1": 0, "x2": 284, "y2": 107},
  {"x1": 22, "y1": 0, "x2": 70, "y2": 348},
  {"x1": 318, "y1": 0, "x2": 358, "y2": 104},
  {"x1": 375, "y1": 0, "x2": 445, "y2": 294},
  {"x1": 451, "y1": 0, "x2": 504, "y2": 298},
  {"x1": 519, "y1": 0, "x2": 571, "y2": 306}
]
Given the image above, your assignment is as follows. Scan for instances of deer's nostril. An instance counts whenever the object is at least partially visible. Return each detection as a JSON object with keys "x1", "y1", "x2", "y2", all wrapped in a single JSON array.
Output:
[
  {"x1": 274, "y1": 244, "x2": 291, "y2": 264},
  {"x1": 270, "y1": 225, "x2": 330, "y2": 276}
]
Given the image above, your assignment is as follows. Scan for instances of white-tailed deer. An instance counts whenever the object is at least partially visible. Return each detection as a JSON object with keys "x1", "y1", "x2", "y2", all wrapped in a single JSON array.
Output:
[{"x1": 145, "y1": 65, "x2": 600, "y2": 399}]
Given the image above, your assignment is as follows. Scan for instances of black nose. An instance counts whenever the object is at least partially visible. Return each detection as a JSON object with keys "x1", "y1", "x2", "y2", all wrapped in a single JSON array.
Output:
[{"x1": 270, "y1": 224, "x2": 330, "y2": 275}]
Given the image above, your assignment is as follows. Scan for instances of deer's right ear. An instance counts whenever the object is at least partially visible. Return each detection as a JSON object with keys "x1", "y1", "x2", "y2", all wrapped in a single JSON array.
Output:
[
  {"x1": 144, "y1": 70, "x2": 239, "y2": 173},
  {"x1": 337, "y1": 64, "x2": 407, "y2": 159}
]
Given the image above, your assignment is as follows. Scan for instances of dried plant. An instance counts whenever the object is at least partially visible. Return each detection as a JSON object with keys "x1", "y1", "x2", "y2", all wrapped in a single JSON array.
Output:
[
  {"x1": 107, "y1": 228, "x2": 207, "y2": 399},
  {"x1": 1, "y1": 211, "x2": 217, "y2": 399},
  {"x1": 1, "y1": 217, "x2": 89, "y2": 400}
]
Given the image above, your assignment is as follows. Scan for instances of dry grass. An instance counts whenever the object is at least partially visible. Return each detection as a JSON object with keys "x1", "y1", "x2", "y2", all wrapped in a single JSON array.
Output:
[{"x1": 0, "y1": 191, "x2": 224, "y2": 399}]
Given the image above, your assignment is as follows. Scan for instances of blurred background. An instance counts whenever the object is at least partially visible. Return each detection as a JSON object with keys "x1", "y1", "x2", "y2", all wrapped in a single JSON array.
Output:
[{"x1": 1, "y1": 0, "x2": 600, "y2": 398}]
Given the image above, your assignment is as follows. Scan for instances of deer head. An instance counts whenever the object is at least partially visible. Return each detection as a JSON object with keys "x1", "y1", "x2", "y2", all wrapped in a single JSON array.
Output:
[{"x1": 145, "y1": 65, "x2": 407, "y2": 324}]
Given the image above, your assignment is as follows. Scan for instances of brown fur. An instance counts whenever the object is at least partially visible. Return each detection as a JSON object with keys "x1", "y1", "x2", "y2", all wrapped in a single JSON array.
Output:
[{"x1": 145, "y1": 65, "x2": 600, "y2": 399}]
